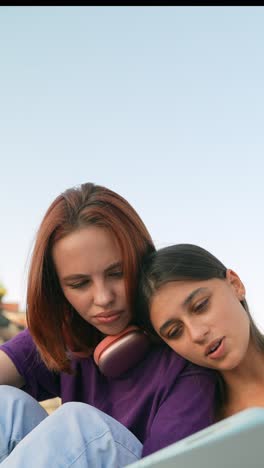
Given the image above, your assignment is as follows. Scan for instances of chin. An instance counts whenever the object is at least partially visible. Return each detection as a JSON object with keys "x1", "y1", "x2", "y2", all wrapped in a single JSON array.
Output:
[
  {"x1": 101, "y1": 320, "x2": 131, "y2": 336},
  {"x1": 214, "y1": 359, "x2": 242, "y2": 373}
]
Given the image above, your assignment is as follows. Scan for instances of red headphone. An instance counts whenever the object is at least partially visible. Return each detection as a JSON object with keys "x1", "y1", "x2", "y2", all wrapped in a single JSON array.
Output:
[{"x1": 64, "y1": 325, "x2": 151, "y2": 378}]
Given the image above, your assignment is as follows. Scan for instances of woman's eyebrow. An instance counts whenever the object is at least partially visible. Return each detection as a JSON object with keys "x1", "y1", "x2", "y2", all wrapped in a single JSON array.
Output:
[
  {"x1": 61, "y1": 262, "x2": 123, "y2": 282},
  {"x1": 62, "y1": 273, "x2": 89, "y2": 281},
  {"x1": 182, "y1": 287, "x2": 208, "y2": 308},
  {"x1": 105, "y1": 261, "x2": 123, "y2": 273},
  {"x1": 159, "y1": 287, "x2": 208, "y2": 335}
]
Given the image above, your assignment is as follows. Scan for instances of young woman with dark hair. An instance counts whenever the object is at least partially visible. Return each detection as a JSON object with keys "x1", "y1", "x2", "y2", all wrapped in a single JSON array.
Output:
[
  {"x1": 0, "y1": 187, "x2": 215, "y2": 467},
  {"x1": 137, "y1": 243, "x2": 264, "y2": 421}
]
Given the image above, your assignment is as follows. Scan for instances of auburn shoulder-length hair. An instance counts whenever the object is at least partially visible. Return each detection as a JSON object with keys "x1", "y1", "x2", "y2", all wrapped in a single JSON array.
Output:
[{"x1": 27, "y1": 183, "x2": 155, "y2": 373}]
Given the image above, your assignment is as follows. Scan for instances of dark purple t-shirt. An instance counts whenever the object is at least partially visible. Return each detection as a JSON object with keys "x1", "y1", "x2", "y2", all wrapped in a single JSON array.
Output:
[{"x1": 0, "y1": 329, "x2": 216, "y2": 457}]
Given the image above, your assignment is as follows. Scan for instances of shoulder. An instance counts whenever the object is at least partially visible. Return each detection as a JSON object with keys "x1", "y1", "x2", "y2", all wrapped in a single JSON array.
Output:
[
  {"x1": 143, "y1": 344, "x2": 217, "y2": 390},
  {"x1": 146, "y1": 343, "x2": 212, "y2": 375},
  {"x1": 0, "y1": 328, "x2": 44, "y2": 378},
  {"x1": 0, "y1": 328, "x2": 35, "y2": 356}
]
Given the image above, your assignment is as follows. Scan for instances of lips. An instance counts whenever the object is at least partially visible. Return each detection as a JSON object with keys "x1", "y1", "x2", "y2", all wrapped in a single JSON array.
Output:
[
  {"x1": 205, "y1": 338, "x2": 224, "y2": 356},
  {"x1": 95, "y1": 310, "x2": 122, "y2": 319},
  {"x1": 94, "y1": 310, "x2": 124, "y2": 324}
]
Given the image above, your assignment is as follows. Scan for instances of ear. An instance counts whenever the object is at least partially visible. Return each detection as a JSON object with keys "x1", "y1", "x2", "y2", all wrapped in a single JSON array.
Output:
[{"x1": 225, "y1": 269, "x2": 246, "y2": 300}]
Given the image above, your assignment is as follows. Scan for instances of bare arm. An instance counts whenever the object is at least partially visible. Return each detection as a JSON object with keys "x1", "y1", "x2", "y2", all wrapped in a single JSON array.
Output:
[{"x1": 0, "y1": 350, "x2": 25, "y2": 387}]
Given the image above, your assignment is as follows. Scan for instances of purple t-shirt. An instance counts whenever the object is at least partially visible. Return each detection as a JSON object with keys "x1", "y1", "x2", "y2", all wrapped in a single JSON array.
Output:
[{"x1": 0, "y1": 329, "x2": 216, "y2": 457}]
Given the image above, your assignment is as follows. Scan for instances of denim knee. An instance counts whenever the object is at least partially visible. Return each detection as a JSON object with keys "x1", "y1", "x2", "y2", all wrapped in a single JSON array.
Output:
[
  {"x1": 0, "y1": 385, "x2": 47, "y2": 418},
  {"x1": 0, "y1": 386, "x2": 48, "y2": 462},
  {"x1": 50, "y1": 402, "x2": 142, "y2": 450},
  {"x1": 0, "y1": 385, "x2": 31, "y2": 403},
  {"x1": 0, "y1": 401, "x2": 142, "y2": 467},
  {"x1": 49, "y1": 402, "x2": 110, "y2": 439}
]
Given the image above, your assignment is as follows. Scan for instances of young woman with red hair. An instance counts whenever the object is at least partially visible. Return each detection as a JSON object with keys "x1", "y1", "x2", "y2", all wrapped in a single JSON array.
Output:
[{"x1": 0, "y1": 183, "x2": 216, "y2": 467}]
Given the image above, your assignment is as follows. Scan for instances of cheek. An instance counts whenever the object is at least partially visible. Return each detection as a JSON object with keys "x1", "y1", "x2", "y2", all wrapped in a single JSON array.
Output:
[
  {"x1": 178, "y1": 345, "x2": 195, "y2": 362},
  {"x1": 63, "y1": 290, "x2": 90, "y2": 311},
  {"x1": 162, "y1": 338, "x2": 188, "y2": 359},
  {"x1": 116, "y1": 281, "x2": 127, "y2": 302},
  {"x1": 228, "y1": 301, "x2": 250, "y2": 337},
  {"x1": 236, "y1": 313, "x2": 251, "y2": 350},
  {"x1": 163, "y1": 338, "x2": 203, "y2": 366}
]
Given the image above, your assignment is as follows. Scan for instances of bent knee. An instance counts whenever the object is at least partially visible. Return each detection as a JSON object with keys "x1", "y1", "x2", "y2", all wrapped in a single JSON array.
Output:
[
  {"x1": 53, "y1": 402, "x2": 110, "y2": 428},
  {"x1": 0, "y1": 385, "x2": 31, "y2": 403},
  {"x1": 55, "y1": 401, "x2": 99, "y2": 418},
  {"x1": 0, "y1": 385, "x2": 46, "y2": 414}
]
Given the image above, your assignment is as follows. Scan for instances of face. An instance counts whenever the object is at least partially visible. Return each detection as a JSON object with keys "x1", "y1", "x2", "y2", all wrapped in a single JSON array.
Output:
[
  {"x1": 149, "y1": 271, "x2": 251, "y2": 372},
  {"x1": 52, "y1": 225, "x2": 132, "y2": 335}
]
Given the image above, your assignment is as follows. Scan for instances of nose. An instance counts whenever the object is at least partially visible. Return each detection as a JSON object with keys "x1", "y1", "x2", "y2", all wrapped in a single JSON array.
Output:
[
  {"x1": 187, "y1": 322, "x2": 209, "y2": 344},
  {"x1": 93, "y1": 281, "x2": 114, "y2": 308}
]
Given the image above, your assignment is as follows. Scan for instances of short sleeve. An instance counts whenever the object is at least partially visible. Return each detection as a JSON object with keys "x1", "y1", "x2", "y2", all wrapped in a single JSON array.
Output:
[{"x1": 0, "y1": 328, "x2": 60, "y2": 401}]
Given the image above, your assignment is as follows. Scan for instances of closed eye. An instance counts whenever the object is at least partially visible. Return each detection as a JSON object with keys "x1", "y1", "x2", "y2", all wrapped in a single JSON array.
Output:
[
  {"x1": 68, "y1": 280, "x2": 90, "y2": 289},
  {"x1": 108, "y1": 270, "x2": 123, "y2": 278},
  {"x1": 193, "y1": 298, "x2": 209, "y2": 313},
  {"x1": 167, "y1": 325, "x2": 183, "y2": 340}
]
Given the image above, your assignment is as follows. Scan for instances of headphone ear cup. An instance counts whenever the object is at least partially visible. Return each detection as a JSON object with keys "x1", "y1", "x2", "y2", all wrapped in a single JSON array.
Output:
[
  {"x1": 94, "y1": 325, "x2": 151, "y2": 378},
  {"x1": 93, "y1": 325, "x2": 139, "y2": 364}
]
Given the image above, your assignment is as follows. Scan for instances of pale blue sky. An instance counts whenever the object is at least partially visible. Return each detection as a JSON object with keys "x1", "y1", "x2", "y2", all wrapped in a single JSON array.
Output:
[{"x1": 1, "y1": 6, "x2": 264, "y2": 328}]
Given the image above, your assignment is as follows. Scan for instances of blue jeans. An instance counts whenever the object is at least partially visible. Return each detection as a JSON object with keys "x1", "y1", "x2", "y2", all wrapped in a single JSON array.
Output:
[{"x1": 0, "y1": 386, "x2": 142, "y2": 467}]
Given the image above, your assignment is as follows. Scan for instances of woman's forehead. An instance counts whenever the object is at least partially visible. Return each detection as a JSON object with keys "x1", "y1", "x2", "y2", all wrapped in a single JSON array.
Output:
[{"x1": 52, "y1": 226, "x2": 122, "y2": 275}]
